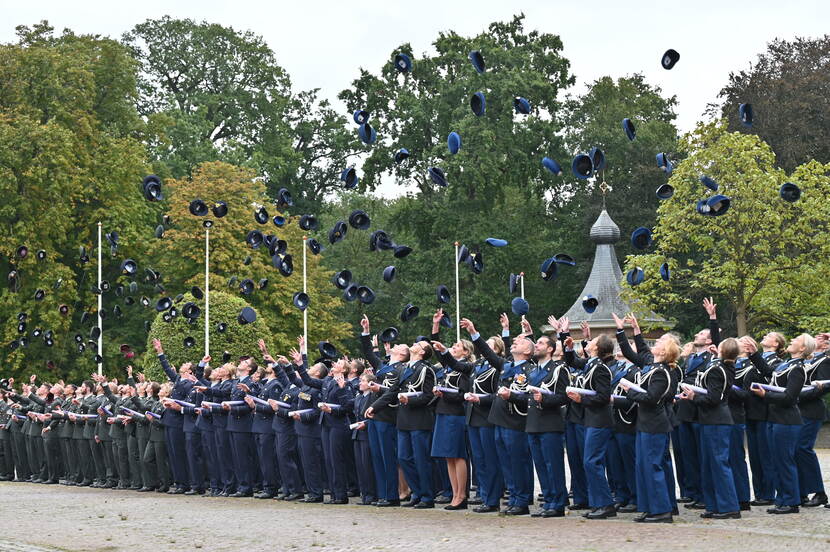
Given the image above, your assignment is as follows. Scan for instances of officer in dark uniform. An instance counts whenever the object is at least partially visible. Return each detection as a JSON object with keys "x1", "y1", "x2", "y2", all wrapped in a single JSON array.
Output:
[
  {"x1": 270, "y1": 359, "x2": 305, "y2": 501},
  {"x1": 349, "y1": 372, "x2": 377, "y2": 505},
  {"x1": 194, "y1": 364, "x2": 221, "y2": 496},
  {"x1": 223, "y1": 357, "x2": 257, "y2": 497},
  {"x1": 198, "y1": 366, "x2": 236, "y2": 495},
  {"x1": 286, "y1": 351, "x2": 325, "y2": 503},
  {"x1": 144, "y1": 383, "x2": 171, "y2": 492},
  {"x1": 178, "y1": 358, "x2": 208, "y2": 495},
  {"x1": 93, "y1": 381, "x2": 117, "y2": 487},
  {"x1": 247, "y1": 344, "x2": 283, "y2": 499},
  {"x1": 796, "y1": 333, "x2": 830, "y2": 507},
  {"x1": 607, "y1": 353, "x2": 639, "y2": 513}
]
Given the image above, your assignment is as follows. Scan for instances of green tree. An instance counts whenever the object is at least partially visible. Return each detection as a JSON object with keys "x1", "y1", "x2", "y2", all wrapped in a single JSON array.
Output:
[
  {"x1": 717, "y1": 36, "x2": 830, "y2": 173},
  {"x1": 0, "y1": 21, "x2": 155, "y2": 382},
  {"x1": 623, "y1": 121, "x2": 830, "y2": 336}
]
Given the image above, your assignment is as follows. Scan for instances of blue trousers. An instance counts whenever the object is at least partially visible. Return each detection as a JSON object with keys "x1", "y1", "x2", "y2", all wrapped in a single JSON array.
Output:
[
  {"x1": 321, "y1": 424, "x2": 351, "y2": 500},
  {"x1": 583, "y1": 427, "x2": 613, "y2": 508},
  {"x1": 367, "y1": 420, "x2": 398, "y2": 501},
  {"x1": 184, "y1": 431, "x2": 204, "y2": 491},
  {"x1": 353, "y1": 439, "x2": 376, "y2": 502},
  {"x1": 699, "y1": 424, "x2": 739, "y2": 513},
  {"x1": 662, "y1": 442, "x2": 678, "y2": 508},
  {"x1": 275, "y1": 431, "x2": 302, "y2": 495},
  {"x1": 766, "y1": 423, "x2": 801, "y2": 506},
  {"x1": 565, "y1": 421, "x2": 588, "y2": 506},
  {"x1": 728, "y1": 424, "x2": 750, "y2": 503},
  {"x1": 528, "y1": 431, "x2": 567, "y2": 510},
  {"x1": 398, "y1": 429, "x2": 433, "y2": 503},
  {"x1": 495, "y1": 426, "x2": 533, "y2": 507},
  {"x1": 635, "y1": 432, "x2": 672, "y2": 515},
  {"x1": 745, "y1": 419, "x2": 774, "y2": 501},
  {"x1": 796, "y1": 418, "x2": 825, "y2": 496},
  {"x1": 229, "y1": 431, "x2": 254, "y2": 494},
  {"x1": 607, "y1": 432, "x2": 636, "y2": 506},
  {"x1": 164, "y1": 426, "x2": 188, "y2": 488},
  {"x1": 468, "y1": 425, "x2": 503, "y2": 507},
  {"x1": 298, "y1": 434, "x2": 324, "y2": 498},
  {"x1": 677, "y1": 421, "x2": 702, "y2": 502},
  {"x1": 254, "y1": 432, "x2": 278, "y2": 494},
  {"x1": 671, "y1": 427, "x2": 686, "y2": 497},
  {"x1": 213, "y1": 425, "x2": 235, "y2": 492},
  {"x1": 433, "y1": 457, "x2": 452, "y2": 498},
  {"x1": 200, "y1": 429, "x2": 220, "y2": 491}
]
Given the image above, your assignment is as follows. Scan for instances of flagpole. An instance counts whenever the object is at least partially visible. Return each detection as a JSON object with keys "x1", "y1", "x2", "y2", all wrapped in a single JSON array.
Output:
[
  {"x1": 520, "y1": 272, "x2": 525, "y2": 300},
  {"x1": 454, "y1": 242, "x2": 460, "y2": 343},
  {"x1": 302, "y1": 236, "x2": 308, "y2": 345},
  {"x1": 204, "y1": 226, "x2": 210, "y2": 356},
  {"x1": 96, "y1": 222, "x2": 103, "y2": 376}
]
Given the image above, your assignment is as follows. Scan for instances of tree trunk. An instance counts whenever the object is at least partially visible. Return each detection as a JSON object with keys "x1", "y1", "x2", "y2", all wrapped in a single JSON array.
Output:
[{"x1": 736, "y1": 303, "x2": 747, "y2": 337}]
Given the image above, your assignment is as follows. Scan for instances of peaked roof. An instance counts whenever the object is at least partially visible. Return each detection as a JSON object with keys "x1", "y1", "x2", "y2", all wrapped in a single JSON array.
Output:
[{"x1": 562, "y1": 208, "x2": 672, "y2": 330}]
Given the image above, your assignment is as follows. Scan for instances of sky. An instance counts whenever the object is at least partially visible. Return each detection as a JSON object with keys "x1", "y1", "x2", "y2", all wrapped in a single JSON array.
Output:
[{"x1": 2, "y1": 0, "x2": 828, "y2": 193}]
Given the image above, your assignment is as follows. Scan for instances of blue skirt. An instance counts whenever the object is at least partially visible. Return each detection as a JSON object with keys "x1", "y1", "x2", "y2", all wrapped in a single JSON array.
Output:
[{"x1": 431, "y1": 414, "x2": 468, "y2": 458}]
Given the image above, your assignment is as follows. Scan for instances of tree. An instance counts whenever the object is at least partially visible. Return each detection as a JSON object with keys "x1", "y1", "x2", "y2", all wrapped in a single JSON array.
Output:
[
  {"x1": 145, "y1": 161, "x2": 350, "y2": 358},
  {"x1": 717, "y1": 36, "x2": 830, "y2": 173},
  {"x1": 623, "y1": 121, "x2": 830, "y2": 336},
  {"x1": 0, "y1": 22, "x2": 155, "y2": 382}
]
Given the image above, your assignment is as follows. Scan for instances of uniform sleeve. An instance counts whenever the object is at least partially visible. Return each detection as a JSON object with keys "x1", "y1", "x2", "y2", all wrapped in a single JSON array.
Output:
[{"x1": 628, "y1": 370, "x2": 669, "y2": 405}]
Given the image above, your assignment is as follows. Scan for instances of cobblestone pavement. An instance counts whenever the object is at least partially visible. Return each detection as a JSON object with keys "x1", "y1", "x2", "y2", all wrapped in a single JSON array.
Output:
[{"x1": 1, "y1": 450, "x2": 829, "y2": 552}]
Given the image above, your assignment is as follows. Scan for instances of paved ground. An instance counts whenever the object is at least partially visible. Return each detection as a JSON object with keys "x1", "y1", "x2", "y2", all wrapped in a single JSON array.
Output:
[{"x1": 2, "y1": 451, "x2": 830, "y2": 552}]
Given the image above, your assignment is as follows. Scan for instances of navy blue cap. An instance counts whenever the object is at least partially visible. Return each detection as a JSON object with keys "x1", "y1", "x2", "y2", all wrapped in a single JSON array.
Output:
[
  {"x1": 238, "y1": 306, "x2": 257, "y2": 325},
  {"x1": 212, "y1": 201, "x2": 228, "y2": 218},
  {"x1": 469, "y1": 50, "x2": 485, "y2": 73},
  {"x1": 383, "y1": 266, "x2": 396, "y2": 282},
  {"x1": 656, "y1": 184, "x2": 674, "y2": 200},
  {"x1": 436, "y1": 285, "x2": 450, "y2": 304},
  {"x1": 582, "y1": 295, "x2": 599, "y2": 313},
  {"x1": 341, "y1": 167, "x2": 359, "y2": 189},
  {"x1": 485, "y1": 238, "x2": 508, "y2": 247},
  {"x1": 700, "y1": 175, "x2": 719, "y2": 191},
  {"x1": 277, "y1": 187, "x2": 294, "y2": 207},
  {"x1": 357, "y1": 286, "x2": 375, "y2": 304},
  {"x1": 471, "y1": 92, "x2": 486, "y2": 116},
  {"x1": 394, "y1": 53, "x2": 412, "y2": 72},
  {"x1": 622, "y1": 118, "x2": 636, "y2": 141},
  {"x1": 254, "y1": 206, "x2": 269, "y2": 224},
  {"x1": 393, "y1": 245, "x2": 412, "y2": 258},
  {"x1": 540, "y1": 257, "x2": 557, "y2": 281},
  {"x1": 155, "y1": 297, "x2": 172, "y2": 312},
  {"x1": 509, "y1": 273, "x2": 519, "y2": 294},
  {"x1": 572, "y1": 154, "x2": 593, "y2": 179},
  {"x1": 191, "y1": 286, "x2": 204, "y2": 300},
  {"x1": 456, "y1": 244, "x2": 469, "y2": 263},
  {"x1": 259, "y1": 277, "x2": 269, "y2": 290},
  {"x1": 246, "y1": 230, "x2": 264, "y2": 249},
  {"x1": 358, "y1": 123, "x2": 377, "y2": 145},
  {"x1": 183, "y1": 302, "x2": 201, "y2": 319},
  {"x1": 394, "y1": 148, "x2": 410, "y2": 163},
  {"x1": 626, "y1": 267, "x2": 645, "y2": 286},
  {"x1": 589, "y1": 147, "x2": 606, "y2": 172},
  {"x1": 631, "y1": 227, "x2": 653, "y2": 250},
  {"x1": 239, "y1": 279, "x2": 255, "y2": 295},
  {"x1": 293, "y1": 292, "x2": 310, "y2": 311},
  {"x1": 142, "y1": 175, "x2": 163, "y2": 202},
  {"x1": 513, "y1": 97, "x2": 531, "y2": 114},
  {"x1": 371, "y1": 230, "x2": 394, "y2": 251},
  {"x1": 660, "y1": 262, "x2": 671, "y2": 281},
  {"x1": 467, "y1": 251, "x2": 483, "y2": 274},
  {"x1": 273, "y1": 215, "x2": 286, "y2": 227},
  {"x1": 661, "y1": 49, "x2": 680, "y2": 70},
  {"x1": 120, "y1": 259, "x2": 137, "y2": 275},
  {"x1": 342, "y1": 283, "x2": 358, "y2": 302},
  {"x1": 447, "y1": 132, "x2": 462, "y2": 155},
  {"x1": 706, "y1": 195, "x2": 731, "y2": 216},
  {"x1": 379, "y1": 327, "x2": 399, "y2": 342},
  {"x1": 307, "y1": 238, "x2": 321, "y2": 255},
  {"x1": 333, "y1": 270, "x2": 352, "y2": 289},
  {"x1": 428, "y1": 167, "x2": 447, "y2": 187},
  {"x1": 189, "y1": 199, "x2": 208, "y2": 216},
  {"x1": 542, "y1": 157, "x2": 562, "y2": 176},
  {"x1": 400, "y1": 303, "x2": 420, "y2": 322},
  {"x1": 656, "y1": 153, "x2": 670, "y2": 170},
  {"x1": 739, "y1": 103, "x2": 753, "y2": 127},
  {"x1": 780, "y1": 182, "x2": 800, "y2": 202},
  {"x1": 299, "y1": 214, "x2": 318, "y2": 231},
  {"x1": 154, "y1": 225, "x2": 164, "y2": 238},
  {"x1": 348, "y1": 209, "x2": 370, "y2": 230},
  {"x1": 439, "y1": 312, "x2": 453, "y2": 329},
  {"x1": 353, "y1": 110, "x2": 369, "y2": 125},
  {"x1": 511, "y1": 297, "x2": 529, "y2": 316},
  {"x1": 318, "y1": 341, "x2": 338, "y2": 359},
  {"x1": 554, "y1": 253, "x2": 576, "y2": 266}
]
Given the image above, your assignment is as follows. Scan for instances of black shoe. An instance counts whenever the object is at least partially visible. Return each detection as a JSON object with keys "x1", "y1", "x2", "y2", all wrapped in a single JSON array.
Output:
[
  {"x1": 643, "y1": 512, "x2": 673, "y2": 523},
  {"x1": 712, "y1": 511, "x2": 741, "y2": 519},
  {"x1": 137, "y1": 487, "x2": 154, "y2": 492},
  {"x1": 750, "y1": 498, "x2": 774, "y2": 506},
  {"x1": 325, "y1": 498, "x2": 349, "y2": 505},
  {"x1": 168, "y1": 487, "x2": 186, "y2": 495},
  {"x1": 684, "y1": 501, "x2": 706, "y2": 510},
  {"x1": 184, "y1": 489, "x2": 204, "y2": 496},
  {"x1": 568, "y1": 503, "x2": 589, "y2": 511},
  {"x1": 676, "y1": 496, "x2": 694, "y2": 503},
  {"x1": 473, "y1": 504, "x2": 499, "y2": 513},
  {"x1": 824, "y1": 503, "x2": 830, "y2": 509},
  {"x1": 435, "y1": 495, "x2": 452, "y2": 504},
  {"x1": 375, "y1": 499, "x2": 400, "y2": 507},
  {"x1": 634, "y1": 512, "x2": 649, "y2": 522},
  {"x1": 504, "y1": 505, "x2": 530, "y2": 516},
  {"x1": 803, "y1": 493, "x2": 828, "y2": 507},
  {"x1": 156, "y1": 486, "x2": 169, "y2": 493},
  {"x1": 530, "y1": 508, "x2": 545, "y2": 517},
  {"x1": 401, "y1": 498, "x2": 420, "y2": 507},
  {"x1": 44, "y1": 480, "x2": 58, "y2": 485},
  {"x1": 700, "y1": 511, "x2": 715, "y2": 519},
  {"x1": 399, "y1": 494, "x2": 412, "y2": 502},
  {"x1": 585, "y1": 505, "x2": 617, "y2": 519},
  {"x1": 617, "y1": 503, "x2": 638, "y2": 513},
  {"x1": 444, "y1": 500, "x2": 467, "y2": 511},
  {"x1": 672, "y1": 507, "x2": 679, "y2": 515},
  {"x1": 282, "y1": 493, "x2": 304, "y2": 501},
  {"x1": 413, "y1": 501, "x2": 434, "y2": 509},
  {"x1": 300, "y1": 496, "x2": 323, "y2": 503},
  {"x1": 229, "y1": 491, "x2": 253, "y2": 498},
  {"x1": 767, "y1": 505, "x2": 799, "y2": 514},
  {"x1": 218, "y1": 491, "x2": 230, "y2": 497},
  {"x1": 739, "y1": 501, "x2": 751, "y2": 511},
  {"x1": 541, "y1": 509, "x2": 565, "y2": 518},
  {"x1": 468, "y1": 496, "x2": 483, "y2": 505},
  {"x1": 253, "y1": 492, "x2": 274, "y2": 499}
]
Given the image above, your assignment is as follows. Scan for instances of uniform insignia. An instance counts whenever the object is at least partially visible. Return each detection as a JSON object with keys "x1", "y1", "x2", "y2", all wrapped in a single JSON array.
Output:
[
  {"x1": 299, "y1": 392, "x2": 311, "y2": 401},
  {"x1": 515, "y1": 373, "x2": 527, "y2": 385}
]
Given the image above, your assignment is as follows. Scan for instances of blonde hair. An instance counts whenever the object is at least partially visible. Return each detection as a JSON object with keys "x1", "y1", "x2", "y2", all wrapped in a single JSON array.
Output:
[
  {"x1": 663, "y1": 339, "x2": 680, "y2": 367},
  {"x1": 769, "y1": 332, "x2": 787, "y2": 355},
  {"x1": 459, "y1": 339, "x2": 476, "y2": 362},
  {"x1": 488, "y1": 336, "x2": 506, "y2": 357},
  {"x1": 719, "y1": 338, "x2": 740, "y2": 362},
  {"x1": 798, "y1": 333, "x2": 816, "y2": 357},
  {"x1": 740, "y1": 335, "x2": 758, "y2": 356}
]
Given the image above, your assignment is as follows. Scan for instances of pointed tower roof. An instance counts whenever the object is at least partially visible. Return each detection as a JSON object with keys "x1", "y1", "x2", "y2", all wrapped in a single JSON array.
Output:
[{"x1": 562, "y1": 207, "x2": 671, "y2": 330}]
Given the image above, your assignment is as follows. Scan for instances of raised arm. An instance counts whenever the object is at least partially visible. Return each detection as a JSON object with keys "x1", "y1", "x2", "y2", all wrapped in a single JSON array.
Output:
[{"x1": 153, "y1": 339, "x2": 178, "y2": 382}]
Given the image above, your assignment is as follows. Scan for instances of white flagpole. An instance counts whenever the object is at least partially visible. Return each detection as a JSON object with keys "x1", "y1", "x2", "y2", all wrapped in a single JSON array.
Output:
[
  {"x1": 520, "y1": 272, "x2": 525, "y2": 300},
  {"x1": 302, "y1": 236, "x2": 308, "y2": 345},
  {"x1": 96, "y1": 222, "x2": 103, "y2": 376},
  {"x1": 204, "y1": 226, "x2": 210, "y2": 356},
  {"x1": 454, "y1": 242, "x2": 460, "y2": 343}
]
